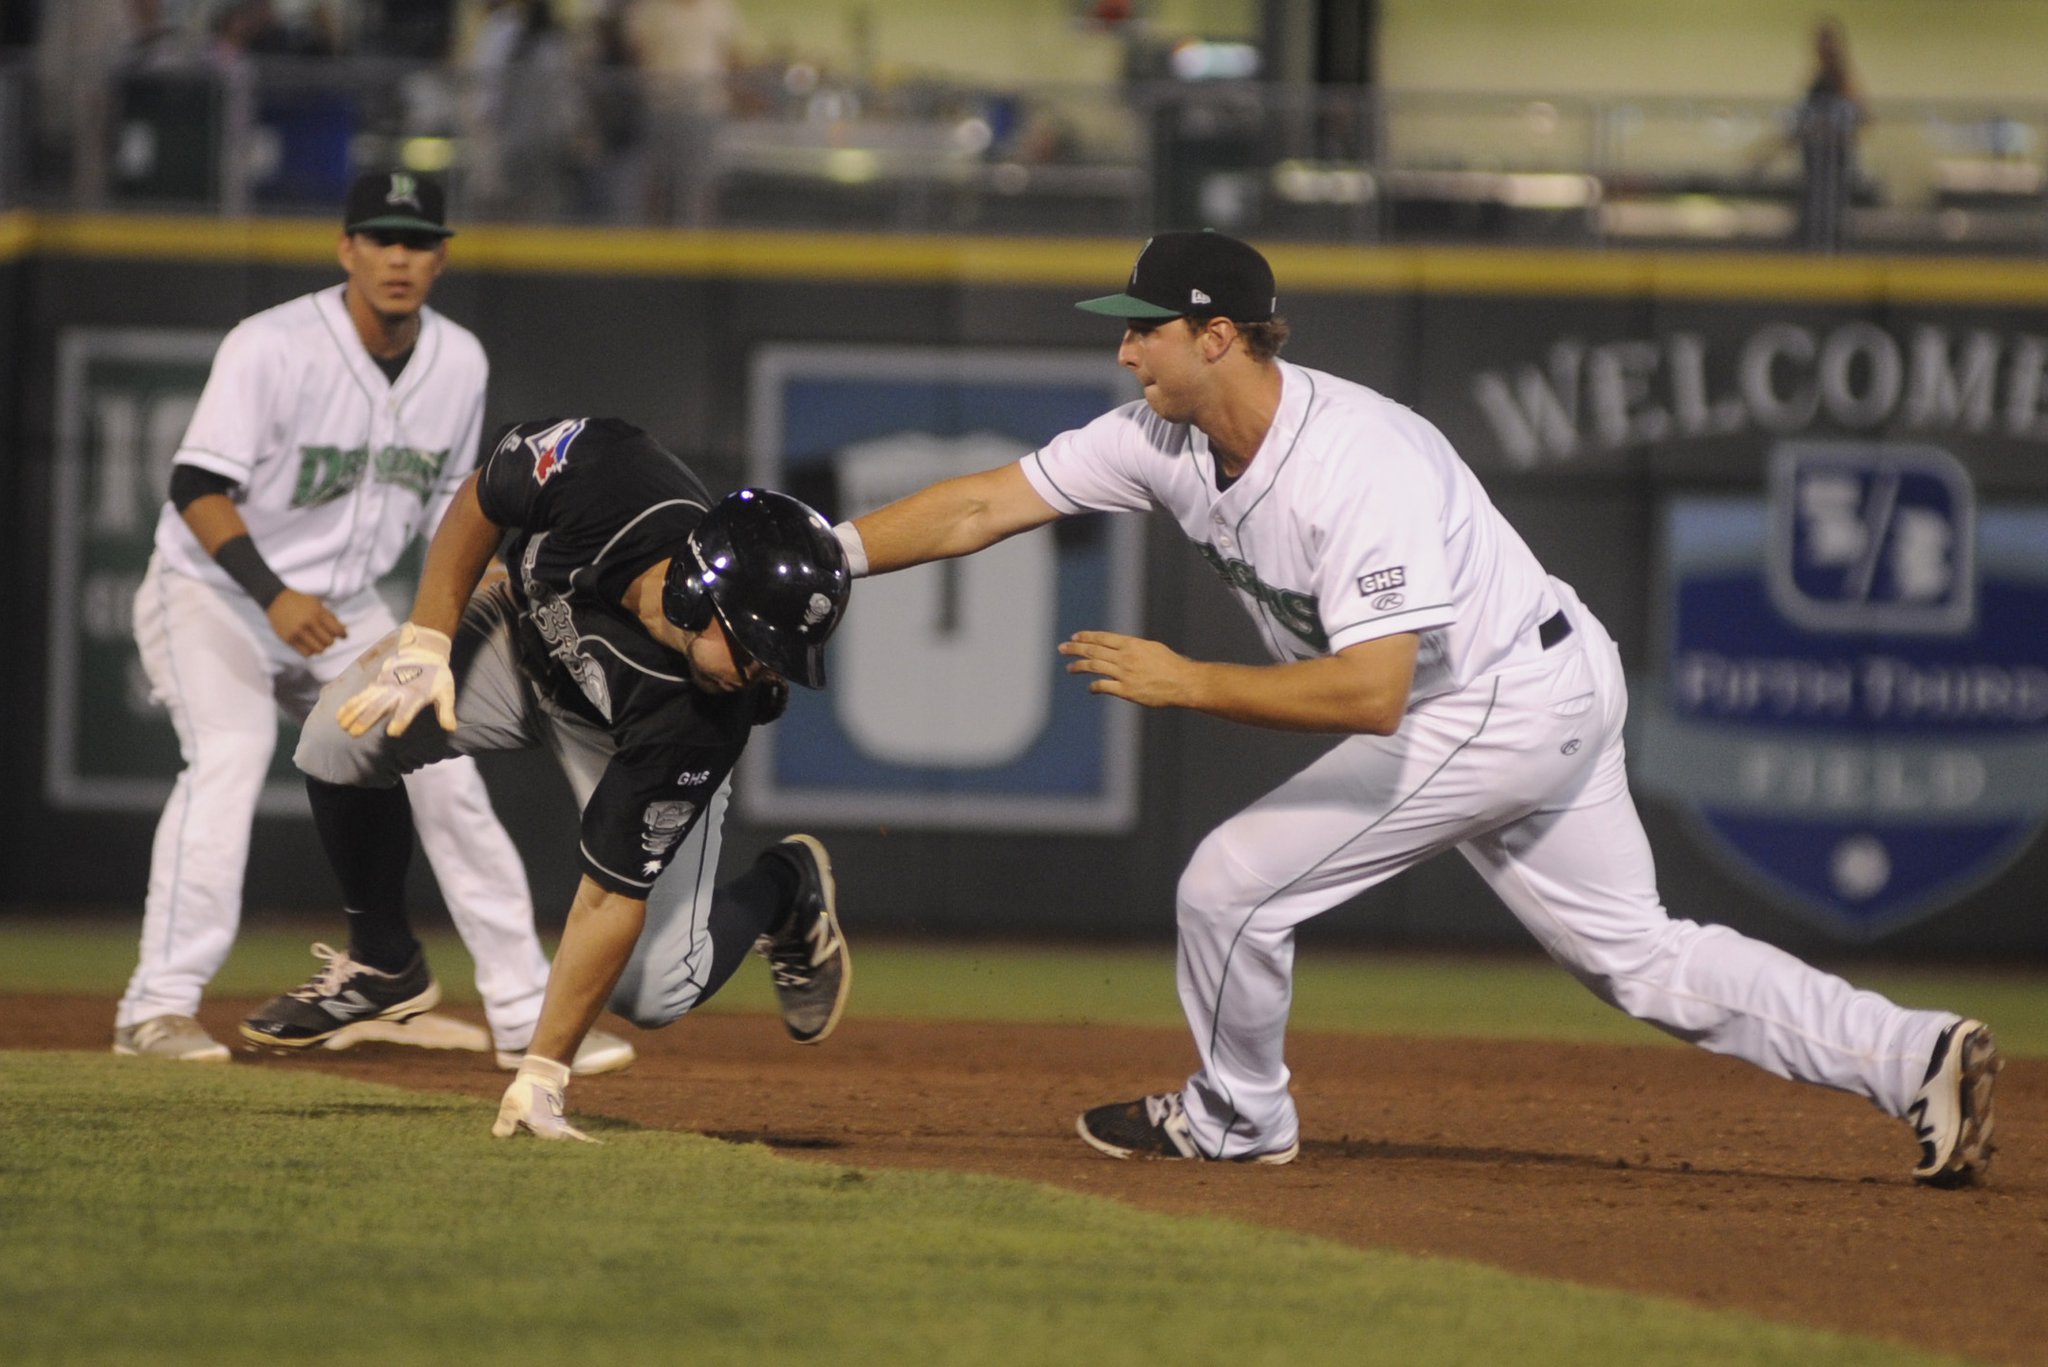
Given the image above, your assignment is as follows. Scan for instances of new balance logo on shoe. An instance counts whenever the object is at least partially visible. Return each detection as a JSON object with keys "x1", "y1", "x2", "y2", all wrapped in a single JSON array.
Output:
[
  {"x1": 240, "y1": 943, "x2": 442, "y2": 1051},
  {"x1": 318, "y1": 990, "x2": 381, "y2": 1022}
]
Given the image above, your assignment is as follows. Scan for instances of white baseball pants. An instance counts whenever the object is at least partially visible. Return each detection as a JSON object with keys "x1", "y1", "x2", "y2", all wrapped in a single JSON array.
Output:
[
  {"x1": 294, "y1": 581, "x2": 735, "y2": 1029},
  {"x1": 119, "y1": 555, "x2": 551, "y2": 1049},
  {"x1": 1173, "y1": 581, "x2": 1956, "y2": 1160}
]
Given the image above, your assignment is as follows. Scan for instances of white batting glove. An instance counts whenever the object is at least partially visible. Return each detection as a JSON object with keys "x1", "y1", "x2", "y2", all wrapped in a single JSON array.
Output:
[
  {"x1": 336, "y1": 623, "x2": 458, "y2": 738},
  {"x1": 491, "y1": 1057, "x2": 597, "y2": 1143}
]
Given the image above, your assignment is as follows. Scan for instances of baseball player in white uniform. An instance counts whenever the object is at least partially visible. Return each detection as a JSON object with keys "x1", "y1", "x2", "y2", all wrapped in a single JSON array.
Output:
[
  {"x1": 834, "y1": 231, "x2": 2001, "y2": 1186},
  {"x1": 115, "y1": 171, "x2": 631, "y2": 1076}
]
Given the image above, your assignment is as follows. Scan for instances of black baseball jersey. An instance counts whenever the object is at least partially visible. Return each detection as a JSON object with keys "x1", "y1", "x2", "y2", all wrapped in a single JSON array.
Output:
[{"x1": 476, "y1": 416, "x2": 766, "y2": 897}]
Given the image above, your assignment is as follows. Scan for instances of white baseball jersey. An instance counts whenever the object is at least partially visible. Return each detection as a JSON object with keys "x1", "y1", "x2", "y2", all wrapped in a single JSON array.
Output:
[
  {"x1": 120, "y1": 284, "x2": 551, "y2": 1052},
  {"x1": 1020, "y1": 360, "x2": 1561, "y2": 706},
  {"x1": 152, "y1": 284, "x2": 486, "y2": 596},
  {"x1": 1016, "y1": 354, "x2": 1954, "y2": 1166}
]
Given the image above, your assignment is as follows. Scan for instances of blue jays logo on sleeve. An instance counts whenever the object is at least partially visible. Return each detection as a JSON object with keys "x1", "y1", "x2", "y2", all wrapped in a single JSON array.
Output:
[
  {"x1": 526, "y1": 418, "x2": 586, "y2": 487},
  {"x1": 1638, "y1": 439, "x2": 2048, "y2": 940}
]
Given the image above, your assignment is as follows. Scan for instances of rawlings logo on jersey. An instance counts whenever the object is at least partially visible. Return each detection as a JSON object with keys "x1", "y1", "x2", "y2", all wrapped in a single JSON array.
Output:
[
  {"x1": 1358, "y1": 566, "x2": 1407, "y2": 596},
  {"x1": 527, "y1": 418, "x2": 587, "y2": 487},
  {"x1": 1193, "y1": 543, "x2": 1327, "y2": 651}
]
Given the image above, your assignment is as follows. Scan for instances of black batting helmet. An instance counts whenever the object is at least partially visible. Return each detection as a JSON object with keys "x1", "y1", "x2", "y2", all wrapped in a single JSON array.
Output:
[{"x1": 662, "y1": 489, "x2": 851, "y2": 689}]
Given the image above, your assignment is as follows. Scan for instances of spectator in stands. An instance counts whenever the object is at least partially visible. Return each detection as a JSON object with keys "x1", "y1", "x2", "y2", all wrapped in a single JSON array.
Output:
[
  {"x1": 464, "y1": 0, "x2": 586, "y2": 219},
  {"x1": 577, "y1": 0, "x2": 650, "y2": 221},
  {"x1": 218, "y1": 0, "x2": 342, "y2": 58},
  {"x1": 31, "y1": 0, "x2": 137, "y2": 197},
  {"x1": 629, "y1": 0, "x2": 742, "y2": 224},
  {"x1": 1791, "y1": 17, "x2": 1867, "y2": 252},
  {"x1": 363, "y1": 0, "x2": 455, "y2": 60}
]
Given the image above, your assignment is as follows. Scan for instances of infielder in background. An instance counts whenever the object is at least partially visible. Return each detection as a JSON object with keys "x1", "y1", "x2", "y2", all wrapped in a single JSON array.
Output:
[
  {"x1": 834, "y1": 230, "x2": 2001, "y2": 1186},
  {"x1": 117, "y1": 172, "x2": 632, "y2": 1077},
  {"x1": 247, "y1": 417, "x2": 853, "y2": 1141}
]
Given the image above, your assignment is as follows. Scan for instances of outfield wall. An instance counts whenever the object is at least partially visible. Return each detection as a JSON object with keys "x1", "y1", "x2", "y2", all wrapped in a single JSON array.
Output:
[{"x1": 3, "y1": 215, "x2": 2045, "y2": 960}]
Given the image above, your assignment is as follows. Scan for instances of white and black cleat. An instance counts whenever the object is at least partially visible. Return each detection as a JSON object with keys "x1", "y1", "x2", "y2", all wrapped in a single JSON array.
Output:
[
  {"x1": 760, "y1": 835, "x2": 850, "y2": 1045},
  {"x1": 1907, "y1": 1019, "x2": 2001, "y2": 1188}
]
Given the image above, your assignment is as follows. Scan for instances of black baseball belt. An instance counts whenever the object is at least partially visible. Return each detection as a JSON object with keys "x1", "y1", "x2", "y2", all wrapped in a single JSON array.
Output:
[{"x1": 1538, "y1": 610, "x2": 1573, "y2": 650}]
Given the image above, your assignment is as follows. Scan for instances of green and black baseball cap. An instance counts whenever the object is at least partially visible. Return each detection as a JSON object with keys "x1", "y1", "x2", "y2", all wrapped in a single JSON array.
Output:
[
  {"x1": 343, "y1": 170, "x2": 455, "y2": 238},
  {"x1": 1076, "y1": 230, "x2": 1276, "y2": 323}
]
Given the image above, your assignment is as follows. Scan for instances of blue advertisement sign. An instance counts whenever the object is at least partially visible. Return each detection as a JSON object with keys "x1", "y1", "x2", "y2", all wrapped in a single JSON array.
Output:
[
  {"x1": 1640, "y1": 441, "x2": 2048, "y2": 938},
  {"x1": 740, "y1": 346, "x2": 1144, "y2": 833}
]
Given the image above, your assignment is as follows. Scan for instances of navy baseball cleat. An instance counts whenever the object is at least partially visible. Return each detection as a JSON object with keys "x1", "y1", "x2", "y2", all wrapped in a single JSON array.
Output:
[
  {"x1": 1908, "y1": 1019, "x2": 2001, "y2": 1188},
  {"x1": 758, "y1": 835, "x2": 850, "y2": 1044},
  {"x1": 239, "y1": 943, "x2": 440, "y2": 1050},
  {"x1": 1077, "y1": 1092, "x2": 1299, "y2": 1165}
]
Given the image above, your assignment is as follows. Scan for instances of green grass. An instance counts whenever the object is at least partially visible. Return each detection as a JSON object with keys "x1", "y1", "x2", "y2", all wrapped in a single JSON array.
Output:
[
  {"x1": 0, "y1": 1056, "x2": 1969, "y2": 1367},
  {"x1": 7, "y1": 918, "x2": 2045, "y2": 1056}
]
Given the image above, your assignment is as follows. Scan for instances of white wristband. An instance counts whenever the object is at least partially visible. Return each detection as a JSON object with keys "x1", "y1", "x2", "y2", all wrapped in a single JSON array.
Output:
[{"x1": 832, "y1": 520, "x2": 870, "y2": 578}]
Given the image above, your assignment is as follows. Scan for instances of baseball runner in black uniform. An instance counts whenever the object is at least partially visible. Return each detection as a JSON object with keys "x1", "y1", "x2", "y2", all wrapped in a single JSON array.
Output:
[{"x1": 243, "y1": 417, "x2": 853, "y2": 1139}]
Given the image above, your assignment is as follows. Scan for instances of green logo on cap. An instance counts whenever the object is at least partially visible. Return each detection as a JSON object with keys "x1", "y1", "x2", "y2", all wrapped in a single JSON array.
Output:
[{"x1": 386, "y1": 173, "x2": 421, "y2": 211}]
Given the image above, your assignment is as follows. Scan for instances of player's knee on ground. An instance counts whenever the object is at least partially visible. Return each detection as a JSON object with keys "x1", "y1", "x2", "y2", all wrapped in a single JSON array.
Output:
[{"x1": 605, "y1": 962, "x2": 698, "y2": 1031}]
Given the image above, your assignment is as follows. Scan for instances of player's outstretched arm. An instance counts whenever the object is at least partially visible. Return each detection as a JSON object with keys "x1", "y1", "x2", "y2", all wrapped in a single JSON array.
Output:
[
  {"x1": 845, "y1": 463, "x2": 1059, "y2": 576},
  {"x1": 494, "y1": 876, "x2": 646, "y2": 1143},
  {"x1": 408, "y1": 473, "x2": 502, "y2": 637},
  {"x1": 525, "y1": 876, "x2": 646, "y2": 1065},
  {"x1": 1060, "y1": 631, "x2": 1419, "y2": 735}
]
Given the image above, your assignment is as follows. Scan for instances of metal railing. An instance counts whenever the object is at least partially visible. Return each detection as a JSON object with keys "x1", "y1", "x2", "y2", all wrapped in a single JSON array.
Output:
[{"x1": 3, "y1": 51, "x2": 2045, "y2": 254}]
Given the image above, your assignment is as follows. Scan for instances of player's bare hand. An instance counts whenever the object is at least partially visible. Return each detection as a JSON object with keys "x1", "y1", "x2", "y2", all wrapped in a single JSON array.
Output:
[
  {"x1": 1060, "y1": 631, "x2": 1192, "y2": 709},
  {"x1": 267, "y1": 589, "x2": 347, "y2": 658},
  {"x1": 335, "y1": 623, "x2": 459, "y2": 738}
]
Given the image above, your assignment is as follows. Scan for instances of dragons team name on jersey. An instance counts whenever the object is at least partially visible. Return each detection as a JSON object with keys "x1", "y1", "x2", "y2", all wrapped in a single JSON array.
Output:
[
  {"x1": 292, "y1": 443, "x2": 452, "y2": 508},
  {"x1": 153, "y1": 285, "x2": 489, "y2": 603},
  {"x1": 1194, "y1": 542, "x2": 1327, "y2": 651}
]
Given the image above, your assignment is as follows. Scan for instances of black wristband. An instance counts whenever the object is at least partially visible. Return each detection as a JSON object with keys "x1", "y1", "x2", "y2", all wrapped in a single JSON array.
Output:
[
  {"x1": 213, "y1": 534, "x2": 288, "y2": 609},
  {"x1": 168, "y1": 463, "x2": 239, "y2": 511}
]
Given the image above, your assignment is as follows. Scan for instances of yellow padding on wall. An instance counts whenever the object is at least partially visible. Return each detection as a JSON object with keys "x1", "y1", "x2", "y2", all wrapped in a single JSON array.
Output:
[{"x1": 5, "y1": 210, "x2": 2048, "y2": 305}]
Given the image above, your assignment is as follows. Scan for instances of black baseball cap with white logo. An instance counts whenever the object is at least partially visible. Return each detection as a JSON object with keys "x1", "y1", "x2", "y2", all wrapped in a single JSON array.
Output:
[
  {"x1": 343, "y1": 171, "x2": 455, "y2": 238},
  {"x1": 1076, "y1": 230, "x2": 1276, "y2": 323}
]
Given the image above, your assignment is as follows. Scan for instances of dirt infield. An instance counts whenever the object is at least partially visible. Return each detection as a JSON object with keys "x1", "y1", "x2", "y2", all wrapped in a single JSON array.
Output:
[{"x1": 13, "y1": 994, "x2": 2042, "y2": 1365}]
